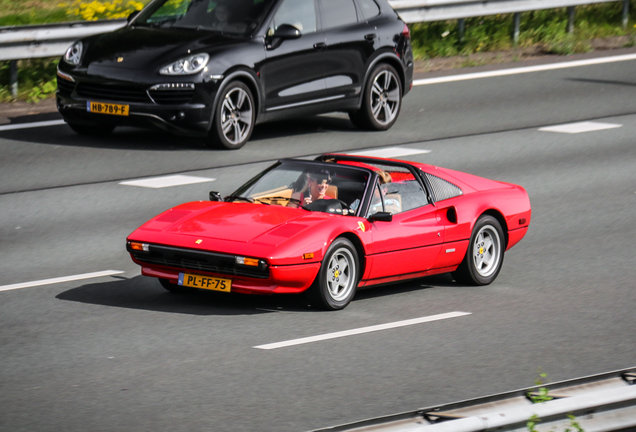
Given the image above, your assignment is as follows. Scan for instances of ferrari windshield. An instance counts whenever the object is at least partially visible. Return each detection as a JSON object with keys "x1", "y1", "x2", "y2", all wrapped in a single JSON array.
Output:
[
  {"x1": 230, "y1": 161, "x2": 370, "y2": 216},
  {"x1": 135, "y1": 0, "x2": 275, "y2": 35}
]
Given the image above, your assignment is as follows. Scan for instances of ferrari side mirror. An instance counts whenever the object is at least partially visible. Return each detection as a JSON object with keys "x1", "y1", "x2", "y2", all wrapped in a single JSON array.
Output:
[
  {"x1": 368, "y1": 212, "x2": 392, "y2": 222},
  {"x1": 209, "y1": 191, "x2": 222, "y2": 202}
]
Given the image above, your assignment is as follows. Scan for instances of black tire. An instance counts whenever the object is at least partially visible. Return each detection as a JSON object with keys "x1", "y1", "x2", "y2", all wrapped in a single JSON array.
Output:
[
  {"x1": 307, "y1": 238, "x2": 359, "y2": 310},
  {"x1": 67, "y1": 122, "x2": 115, "y2": 136},
  {"x1": 349, "y1": 63, "x2": 402, "y2": 131},
  {"x1": 207, "y1": 81, "x2": 255, "y2": 150},
  {"x1": 159, "y1": 278, "x2": 193, "y2": 294},
  {"x1": 453, "y1": 215, "x2": 505, "y2": 285}
]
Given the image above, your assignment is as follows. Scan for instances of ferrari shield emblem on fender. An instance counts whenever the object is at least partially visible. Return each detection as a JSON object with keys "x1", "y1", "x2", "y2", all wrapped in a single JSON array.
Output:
[
  {"x1": 357, "y1": 222, "x2": 366, "y2": 232},
  {"x1": 196, "y1": 239, "x2": 203, "y2": 245},
  {"x1": 117, "y1": 57, "x2": 124, "y2": 63}
]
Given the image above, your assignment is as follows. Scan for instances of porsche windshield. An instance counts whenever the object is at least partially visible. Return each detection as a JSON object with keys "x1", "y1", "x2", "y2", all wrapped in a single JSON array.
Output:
[
  {"x1": 135, "y1": 0, "x2": 275, "y2": 35},
  {"x1": 230, "y1": 162, "x2": 370, "y2": 215}
]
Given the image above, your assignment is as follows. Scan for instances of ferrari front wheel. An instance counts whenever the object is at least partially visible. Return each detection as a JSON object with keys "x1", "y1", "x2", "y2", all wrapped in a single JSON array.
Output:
[
  {"x1": 308, "y1": 238, "x2": 359, "y2": 310},
  {"x1": 453, "y1": 215, "x2": 505, "y2": 285}
]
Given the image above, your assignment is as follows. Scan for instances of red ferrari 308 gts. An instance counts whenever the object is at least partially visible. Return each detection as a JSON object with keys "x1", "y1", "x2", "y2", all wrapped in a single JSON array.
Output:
[{"x1": 127, "y1": 154, "x2": 531, "y2": 310}]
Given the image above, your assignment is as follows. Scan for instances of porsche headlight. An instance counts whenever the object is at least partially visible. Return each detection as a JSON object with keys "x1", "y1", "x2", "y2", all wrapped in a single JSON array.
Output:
[
  {"x1": 160, "y1": 53, "x2": 210, "y2": 75},
  {"x1": 63, "y1": 41, "x2": 83, "y2": 66}
]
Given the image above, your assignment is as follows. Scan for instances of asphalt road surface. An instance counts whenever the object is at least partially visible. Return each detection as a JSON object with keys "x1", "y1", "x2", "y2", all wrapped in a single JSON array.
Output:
[{"x1": 1, "y1": 52, "x2": 635, "y2": 432}]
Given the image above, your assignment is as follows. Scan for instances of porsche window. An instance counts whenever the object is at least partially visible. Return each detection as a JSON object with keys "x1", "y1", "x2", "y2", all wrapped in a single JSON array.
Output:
[
  {"x1": 230, "y1": 162, "x2": 369, "y2": 215},
  {"x1": 136, "y1": 0, "x2": 275, "y2": 35},
  {"x1": 319, "y1": 0, "x2": 358, "y2": 30},
  {"x1": 270, "y1": 0, "x2": 317, "y2": 34},
  {"x1": 357, "y1": 0, "x2": 381, "y2": 20}
]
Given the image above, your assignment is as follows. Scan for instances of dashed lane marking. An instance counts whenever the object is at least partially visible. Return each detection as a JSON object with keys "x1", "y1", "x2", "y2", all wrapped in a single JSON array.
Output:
[
  {"x1": 347, "y1": 146, "x2": 430, "y2": 158},
  {"x1": 538, "y1": 121, "x2": 622, "y2": 134},
  {"x1": 0, "y1": 120, "x2": 66, "y2": 132},
  {"x1": 119, "y1": 175, "x2": 216, "y2": 188},
  {"x1": 0, "y1": 270, "x2": 124, "y2": 292},
  {"x1": 253, "y1": 311, "x2": 471, "y2": 350},
  {"x1": 413, "y1": 53, "x2": 636, "y2": 86}
]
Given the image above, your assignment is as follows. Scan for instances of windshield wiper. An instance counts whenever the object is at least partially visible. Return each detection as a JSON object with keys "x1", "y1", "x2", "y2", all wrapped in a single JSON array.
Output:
[
  {"x1": 256, "y1": 196, "x2": 308, "y2": 209},
  {"x1": 227, "y1": 195, "x2": 254, "y2": 203}
]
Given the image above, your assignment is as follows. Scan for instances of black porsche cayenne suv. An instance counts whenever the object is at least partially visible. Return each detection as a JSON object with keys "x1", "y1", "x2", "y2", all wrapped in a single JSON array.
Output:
[{"x1": 56, "y1": 0, "x2": 413, "y2": 149}]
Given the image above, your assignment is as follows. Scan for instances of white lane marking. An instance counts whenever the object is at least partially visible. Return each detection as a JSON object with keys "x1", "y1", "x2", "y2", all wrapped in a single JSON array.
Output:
[
  {"x1": 347, "y1": 146, "x2": 430, "y2": 158},
  {"x1": 413, "y1": 53, "x2": 636, "y2": 86},
  {"x1": 119, "y1": 175, "x2": 216, "y2": 188},
  {"x1": 538, "y1": 121, "x2": 622, "y2": 134},
  {"x1": 0, "y1": 120, "x2": 66, "y2": 132},
  {"x1": 0, "y1": 270, "x2": 124, "y2": 292},
  {"x1": 254, "y1": 311, "x2": 471, "y2": 350}
]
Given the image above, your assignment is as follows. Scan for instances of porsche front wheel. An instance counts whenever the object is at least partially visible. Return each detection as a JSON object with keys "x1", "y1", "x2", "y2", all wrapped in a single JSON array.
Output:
[
  {"x1": 453, "y1": 215, "x2": 505, "y2": 285},
  {"x1": 207, "y1": 81, "x2": 255, "y2": 150},
  {"x1": 308, "y1": 238, "x2": 359, "y2": 310}
]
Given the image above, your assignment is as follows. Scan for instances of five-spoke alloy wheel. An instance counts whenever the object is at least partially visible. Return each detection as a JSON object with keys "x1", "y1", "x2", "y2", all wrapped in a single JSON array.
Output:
[
  {"x1": 308, "y1": 238, "x2": 359, "y2": 310},
  {"x1": 208, "y1": 81, "x2": 255, "y2": 150},
  {"x1": 349, "y1": 63, "x2": 402, "y2": 131},
  {"x1": 453, "y1": 215, "x2": 505, "y2": 285}
]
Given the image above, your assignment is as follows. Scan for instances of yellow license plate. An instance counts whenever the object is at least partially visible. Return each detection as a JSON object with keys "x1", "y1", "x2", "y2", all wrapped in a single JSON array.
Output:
[
  {"x1": 87, "y1": 101, "x2": 129, "y2": 116},
  {"x1": 178, "y1": 273, "x2": 231, "y2": 292}
]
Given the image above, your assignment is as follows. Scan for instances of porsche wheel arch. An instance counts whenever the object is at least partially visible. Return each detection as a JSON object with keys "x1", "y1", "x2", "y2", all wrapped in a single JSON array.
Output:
[
  {"x1": 210, "y1": 68, "x2": 262, "y2": 128},
  {"x1": 360, "y1": 52, "x2": 407, "y2": 104}
]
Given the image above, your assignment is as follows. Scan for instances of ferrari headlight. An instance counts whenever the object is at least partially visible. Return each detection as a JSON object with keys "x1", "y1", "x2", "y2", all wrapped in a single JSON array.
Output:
[
  {"x1": 160, "y1": 53, "x2": 209, "y2": 75},
  {"x1": 63, "y1": 41, "x2": 83, "y2": 66}
]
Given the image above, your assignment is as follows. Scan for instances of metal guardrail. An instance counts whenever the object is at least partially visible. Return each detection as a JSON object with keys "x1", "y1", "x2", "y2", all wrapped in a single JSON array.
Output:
[
  {"x1": 310, "y1": 367, "x2": 636, "y2": 432},
  {"x1": 0, "y1": 0, "x2": 631, "y2": 97}
]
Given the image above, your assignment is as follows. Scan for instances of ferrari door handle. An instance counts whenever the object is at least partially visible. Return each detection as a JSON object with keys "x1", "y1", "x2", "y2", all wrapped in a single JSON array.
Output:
[
  {"x1": 313, "y1": 42, "x2": 327, "y2": 49},
  {"x1": 364, "y1": 33, "x2": 377, "y2": 41}
]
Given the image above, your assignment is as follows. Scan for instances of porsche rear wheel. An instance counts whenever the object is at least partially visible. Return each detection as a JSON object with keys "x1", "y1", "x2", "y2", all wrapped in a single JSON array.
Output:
[
  {"x1": 308, "y1": 238, "x2": 359, "y2": 310},
  {"x1": 349, "y1": 63, "x2": 402, "y2": 131},
  {"x1": 159, "y1": 278, "x2": 193, "y2": 294},
  {"x1": 453, "y1": 215, "x2": 505, "y2": 285}
]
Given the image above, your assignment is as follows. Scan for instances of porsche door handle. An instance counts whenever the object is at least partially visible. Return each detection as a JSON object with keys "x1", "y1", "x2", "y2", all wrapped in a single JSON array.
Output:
[
  {"x1": 313, "y1": 42, "x2": 327, "y2": 49},
  {"x1": 364, "y1": 33, "x2": 377, "y2": 41}
]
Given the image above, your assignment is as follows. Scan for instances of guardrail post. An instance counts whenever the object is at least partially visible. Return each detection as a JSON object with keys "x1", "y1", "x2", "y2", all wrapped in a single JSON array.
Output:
[
  {"x1": 10, "y1": 60, "x2": 18, "y2": 99},
  {"x1": 622, "y1": 0, "x2": 629, "y2": 29},
  {"x1": 458, "y1": 18, "x2": 465, "y2": 43},
  {"x1": 568, "y1": 6, "x2": 576, "y2": 34},
  {"x1": 512, "y1": 12, "x2": 520, "y2": 45}
]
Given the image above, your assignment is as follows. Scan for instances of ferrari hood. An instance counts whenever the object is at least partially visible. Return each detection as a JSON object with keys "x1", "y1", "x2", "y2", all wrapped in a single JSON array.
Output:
[
  {"x1": 136, "y1": 202, "x2": 316, "y2": 243},
  {"x1": 84, "y1": 27, "x2": 239, "y2": 72}
]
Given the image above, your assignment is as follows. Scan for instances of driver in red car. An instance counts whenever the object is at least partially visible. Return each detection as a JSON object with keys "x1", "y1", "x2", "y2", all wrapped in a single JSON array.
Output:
[{"x1": 291, "y1": 171, "x2": 333, "y2": 206}]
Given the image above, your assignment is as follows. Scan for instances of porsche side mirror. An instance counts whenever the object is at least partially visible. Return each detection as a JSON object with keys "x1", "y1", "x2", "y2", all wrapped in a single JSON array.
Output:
[
  {"x1": 368, "y1": 212, "x2": 392, "y2": 222},
  {"x1": 209, "y1": 191, "x2": 222, "y2": 202},
  {"x1": 274, "y1": 24, "x2": 302, "y2": 40},
  {"x1": 127, "y1": 10, "x2": 140, "y2": 23}
]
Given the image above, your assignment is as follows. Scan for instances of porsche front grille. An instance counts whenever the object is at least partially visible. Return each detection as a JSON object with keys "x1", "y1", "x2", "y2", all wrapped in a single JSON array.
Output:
[
  {"x1": 77, "y1": 82, "x2": 151, "y2": 103},
  {"x1": 128, "y1": 244, "x2": 269, "y2": 279}
]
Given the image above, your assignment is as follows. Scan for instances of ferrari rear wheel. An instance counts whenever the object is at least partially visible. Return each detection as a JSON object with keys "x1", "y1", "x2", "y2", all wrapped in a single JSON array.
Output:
[
  {"x1": 453, "y1": 215, "x2": 505, "y2": 285},
  {"x1": 308, "y1": 238, "x2": 359, "y2": 310},
  {"x1": 159, "y1": 278, "x2": 193, "y2": 294}
]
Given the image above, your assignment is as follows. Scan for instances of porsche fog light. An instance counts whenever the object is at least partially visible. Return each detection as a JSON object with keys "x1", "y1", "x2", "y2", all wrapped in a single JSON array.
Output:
[
  {"x1": 63, "y1": 41, "x2": 83, "y2": 66},
  {"x1": 160, "y1": 53, "x2": 210, "y2": 76},
  {"x1": 130, "y1": 242, "x2": 150, "y2": 252}
]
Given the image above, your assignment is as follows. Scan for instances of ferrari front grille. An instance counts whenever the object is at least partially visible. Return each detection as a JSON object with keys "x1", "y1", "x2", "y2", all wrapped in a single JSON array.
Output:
[{"x1": 129, "y1": 244, "x2": 269, "y2": 279}]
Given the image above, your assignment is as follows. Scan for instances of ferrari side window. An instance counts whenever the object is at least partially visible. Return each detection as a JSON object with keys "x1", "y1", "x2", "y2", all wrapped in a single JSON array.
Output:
[
  {"x1": 271, "y1": 0, "x2": 317, "y2": 34},
  {"x1": 366, "y1": 183, "x2": 384, "y2": 218}
]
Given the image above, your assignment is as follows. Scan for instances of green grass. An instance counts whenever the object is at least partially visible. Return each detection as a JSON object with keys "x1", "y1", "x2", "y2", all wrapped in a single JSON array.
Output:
[{"x1": 0, "y1": 58, "x2": 59, "y2": 103}]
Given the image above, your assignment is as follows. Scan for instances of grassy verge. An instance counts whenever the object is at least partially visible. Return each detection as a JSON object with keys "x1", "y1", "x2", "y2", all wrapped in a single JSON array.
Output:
[{"x1": 1, "y1": 1, "x2": 635, "y2": 103}]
